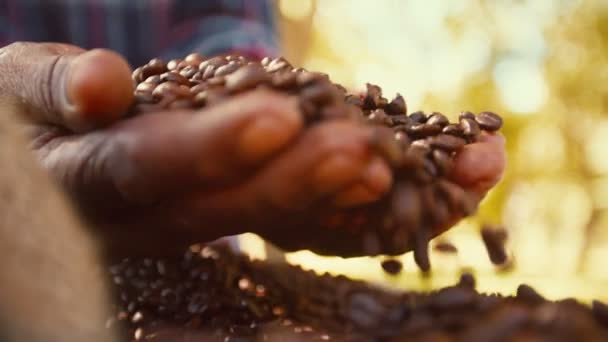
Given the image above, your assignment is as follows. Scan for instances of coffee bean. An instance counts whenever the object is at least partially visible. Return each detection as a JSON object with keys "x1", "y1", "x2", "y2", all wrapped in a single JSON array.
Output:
[
  {"x1": 408, "y1": 111, "x2": 427, "y2": 123},
  {"x1": 458, "y1": 273, "x2": 476, "y2": 289},
  {"x1": 368, "y1": 109, "x2": 392, "y2": 126},
  {"x1": 413, "y1": 226, "x2": 431, "y2": 272},
  {"x1": 214, "y1": 62, "x2": 240, "y2": 77},
  {"x1": 390, "y1": 115, "x2": 410, "y2": 126},
  {"x1": 476, "y1": 111, "x2": 503, "y2": 131},
  {"x1": 432, "y1": 287, "x2": 476, "y2": 310},
  {"x1": 167, "y1": 59, "x2": 182, "y2": 71},
  {"x1": 481, "y1": 225, "x2": 508, "y2": 265},
  {"x1": 198, "y1": 56, "x2": 226, "y2": 71},
  {"x1": 266, "y1": 57, "x2": 291, "y2": 73},
  {"x1": 296, "y1": 71, "x2": 328, "y2": 87},
  {"x1": 147, "y1": 58, "x2": 167, "y2": 74},
  {"x1": 380, "y1": 259, "x2": 403, "y2": 275},
  {"x1": 517, "y1": 284, "x2": 545, "y2": 305},
  {"x1": 459, "y1": 111, "x2": 475, "y2": 121},
  {"x1": 225, "y1": 65, "x2": 270, "y2": 93},
  {"x1": 260, "y1": 56, "x2": 271, "y2": 66},
  {"x1": 369, "y1": 127, "x2": 404, "y2": 167},
  {"x1": 460, "y1": 118, "x2": 481, "y2": 138},
  {"x1": 426, "y1": 112, "x2": 449, "y2": 127},
  {"x1": 201, "y1": 65, "x2": 216, "y2": 80},
  {"x1": 185, "y1": 52, "x2": 204, "y2": 64},
  {"x1": 363, "y1": 83, "x2": 382, "y2": 110},
  {"x1": 179, "y1": 65, "x2": 198, "y2": 79},
  {"x1": 442, "y1": 123, "x2": 465, "y2": 137},
  {"x1": 431, "y1": 149, "x2": 453, "y2": 176},
  {"x1": 428, "y1": 134, "x2": 466, "y2": 151},
  {"x1": 134, "y1": 92, "x2": 155, "y2": 104},
  {"x1": 152, "y1": 82, "x2": 191, "y2": 99},
  {"x1": 385, "y1": 94, "x2": 407, "y2": 115},
  {"x1": 164, "y1": 71, "x2": 191, "y2": 85},
  {"x1": 407, "y1": 123, "x2": 442, "y2": 139},
  {"x1": 135, "y1": 82, "x2": 157, "y2": 95},
  {"x1": 144, "y1": 75, "x2": 162, "y2": 84},
  {"x1": 433, "y1": 240, "x2": 458, "y2": 254}
]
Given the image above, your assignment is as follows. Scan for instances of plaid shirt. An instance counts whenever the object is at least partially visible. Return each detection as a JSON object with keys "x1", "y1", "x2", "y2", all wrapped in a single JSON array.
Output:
[{"x1": 0, "y1": 0, "x2": 279, "y2": 66}]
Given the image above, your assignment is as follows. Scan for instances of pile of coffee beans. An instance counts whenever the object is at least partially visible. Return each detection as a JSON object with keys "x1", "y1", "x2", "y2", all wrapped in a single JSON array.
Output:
[
  {"x1": 128, "y1": 53, "x2": 504, "y2": 272},
  {"x1": 108, "y1": 245, "x2": 608, "y2": 341}
]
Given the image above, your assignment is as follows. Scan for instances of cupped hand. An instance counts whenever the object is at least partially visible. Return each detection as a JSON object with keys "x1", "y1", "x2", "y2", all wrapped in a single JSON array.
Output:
[{"x1": 0, "y1": 42, "x2": 505, "y2": 259}]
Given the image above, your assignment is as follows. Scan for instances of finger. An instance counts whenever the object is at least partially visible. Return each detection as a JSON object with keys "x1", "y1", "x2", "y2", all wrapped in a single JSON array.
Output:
[
  {"x1": 331, "y1": 156, "x2": 392, "y2": 207},
  {"x1": 175, "y1": 121, "x2": 392, "y2": 224},
  {"x1": 0, "y1": 42, "x2": 133, "y2": 132},
  {"x1": 38, "y1": 89, "x2": 303, "y2": 204},
  {"x1": 450, "y1": 132, "x2": 506, "y2": 196}
]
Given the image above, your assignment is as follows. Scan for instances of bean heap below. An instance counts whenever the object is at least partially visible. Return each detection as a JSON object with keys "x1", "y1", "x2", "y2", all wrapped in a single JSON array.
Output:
[
  {"x1": 108, "y1": 245, "x2": 608, "y2": 341},
  {"x1": 129, "y1": 53, "x2": 503, "y2": 272}
]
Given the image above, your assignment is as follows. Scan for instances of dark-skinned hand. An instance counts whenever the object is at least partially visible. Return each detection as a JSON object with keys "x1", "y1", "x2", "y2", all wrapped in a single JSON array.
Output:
[{"x1": 0, "y1": 42, "x2": 506, "y2": 259}]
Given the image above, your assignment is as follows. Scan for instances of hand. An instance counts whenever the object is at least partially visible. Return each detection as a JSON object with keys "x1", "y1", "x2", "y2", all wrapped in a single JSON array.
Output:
[{"x1": 0, "y1": 42, "x2": 505, "y2": 259}]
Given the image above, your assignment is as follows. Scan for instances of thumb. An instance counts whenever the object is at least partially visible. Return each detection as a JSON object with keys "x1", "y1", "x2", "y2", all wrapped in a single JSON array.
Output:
[{"x1": 0, "y1": 42, "x2": 134, "y2": 132}]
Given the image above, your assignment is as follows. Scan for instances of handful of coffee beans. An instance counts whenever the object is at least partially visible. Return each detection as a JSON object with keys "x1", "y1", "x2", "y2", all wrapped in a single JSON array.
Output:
[{"x1": 129, "y1": 53, "x2": 504, "y2": 272}]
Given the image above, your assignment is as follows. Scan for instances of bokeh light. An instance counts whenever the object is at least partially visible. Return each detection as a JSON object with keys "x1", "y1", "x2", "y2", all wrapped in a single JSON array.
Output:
[{"x1": 241, "y1": 0, "x2": 608, "y2": 301}]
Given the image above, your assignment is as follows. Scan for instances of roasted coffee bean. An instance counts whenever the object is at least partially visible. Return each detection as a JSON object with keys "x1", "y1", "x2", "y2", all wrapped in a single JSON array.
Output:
[
  {"x1": 214, "y1": 62, "x2": 240, "y2": 77},
  {"x1": 369, "y1": 127, "x2": 404, "y2": 167},
  {"x1": 147, "y1": 58, "x2": 167, "y2": 73},
  {"x1": 428, "y1": 134, "x2": 466, "y2": 151},
  {"x1": 225, "y1": 65, "x2": 270, "y2": 93},
  {"x1": 433, "y1": 240, "x2": 458, "y2": 254},
  {"x1": 363, "y1": 83, "x2": 382, "y2": 110},
  {"x1": 408, "y1": 111, "x2": 427, "y2": 123},
  {"x1": 413, "y1": 227, "x2": 431, "y2": 272},
  {"x1": 198, "y1": 56, "x2": 226, "y2": 70},
  {"x1": 476, "y1": 111, "x2": 503, "y2": 131},
  {"x1": 179, "y1": 65, "x2": 198, "y2": 79},
  {"x1": 185, "y1": 52, "x2": 204, "y2": 64},
  {"x1": 426, "y1": 112, "x2": 449, "y2": 127},
  {"x1": 459, "y1": 111, "x2": 476, "y2": 121},
  {"x1": 296, "y1": 71, "x2": 328, "y2": 87},
  {"x1": 432, "y1": 149, "x2": 453, "y2": 176},
  {"x1": 134, "y1": 92, "x2": 156, "y2": 104},
  {"x1": 367, "y1": 109, "x2": 392, "y2": 126},
  {"x1": 167, "y1": 59, "x2": 182, "y2": 71},
  {"x1": 390, "y1": 114, "x2": 410, "y2": 126},
  {"x1": 135, "y1": 82, "x2": 157, "y2": 95},
  {"x1": 260, "y1": 56, "x2": 271, "y2": 66},
  {"x1": 201, "y1": 65, "x2": 216, "y2": 80},
  {"x1": 458, "y1": 273, "x2": 476, "y2": 289},
  {"x1": 481, "y1": 225, "x2": 508, "y2": 265},
  {"x1": 442, "y1": 123, "x2": 465, "y2": 137},
  {"x1": 432, "y1": 287, "x2": 476, "y2": 310},
  {"x1": 345, "y1": 95, "x2": 363, "y2": 107},
  {"x1": 460, "y1": 117, "x2": 481, "y2": 138},
  {"x1": 160, "y1": 71, "x2": 189, "y2": 85},
  {"x1": 384, "y1": 94, "x2": 407, "y2": 115},
  {"x1": 266, "y1": 57, "x2": 291, "y2": 73},
  {"x1": 517, "y1": 284, "x2": 545, "y2": 305},
  {"x1": 152, "y1": 82, "x2": 191, "y2": 99},
  {"x1": 407, "y1": 123, "x2": 442, "y2": 139},
  {"x1": 380, "y1": 259, "x2": 403, "y2": 275},
  {"x1": 190, "y1": 83, "x2": 207, "y2": 94},
  {"x1": 144, "y1": 75, "x2": 162, "y2": 84}
]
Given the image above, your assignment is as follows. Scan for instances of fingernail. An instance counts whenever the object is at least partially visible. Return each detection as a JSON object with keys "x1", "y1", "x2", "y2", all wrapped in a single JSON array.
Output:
[
  {"x1": 314, "y1": 154, "x2": 364, "y2": 194},
  {"x1": 238, "y1": 108, "x2": 301, "y2": 164},
  {"x1": 361, "y1": 157, "x2": 393, "y2": 194}
]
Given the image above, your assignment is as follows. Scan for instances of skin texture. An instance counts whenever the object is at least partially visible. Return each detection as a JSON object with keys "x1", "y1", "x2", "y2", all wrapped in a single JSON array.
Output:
[{"x1": 0, "y1": 42, "x2": 506, "y2": 259}]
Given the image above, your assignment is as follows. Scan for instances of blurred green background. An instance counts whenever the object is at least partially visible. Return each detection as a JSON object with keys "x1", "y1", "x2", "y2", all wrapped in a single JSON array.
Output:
[{"x1": 241, "y1": 0, "x2": 608, "y2": 302}]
